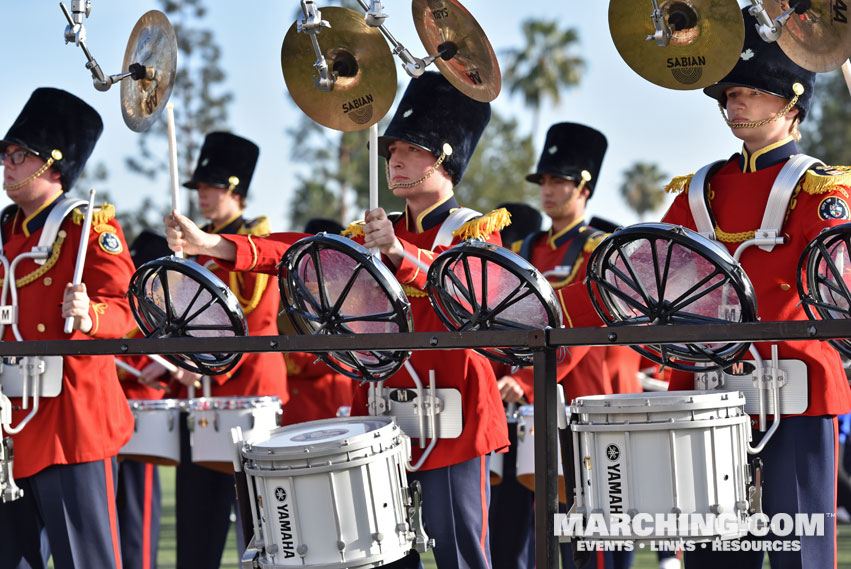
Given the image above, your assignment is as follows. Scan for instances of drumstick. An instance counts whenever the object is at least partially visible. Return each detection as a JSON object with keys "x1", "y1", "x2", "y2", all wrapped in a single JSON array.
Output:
[
  {"x1": 114, "y1": 359, "x2": 168, "y2": 391},
  {"x1": 842, "y1": 60, "x2": 851, "y2": 98},
  {"x1": 166, "y1": 102, "x2": 183, "y2": 259},
  {"x1": 368, "y1": 123, "x2": 379, "y2": 256},
  {"x1": 150, "y1": 354, "x2": 178, "y2": 374},
  {"x1": 64, "y1": 188, "x2": 96, "y2": 334}
]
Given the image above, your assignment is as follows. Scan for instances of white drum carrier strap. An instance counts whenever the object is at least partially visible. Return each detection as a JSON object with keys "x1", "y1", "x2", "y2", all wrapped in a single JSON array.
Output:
[
  {"x1": 755, "y1": 154, "x2": 823, "y2": 252},
  {"x1": 33, "y1": 197, "x2": 87, "y2": 265},
  {"x1": 432, "y1": 207, "x2": 480, "y2": 250},
  {"x1": 688, "y1": 161, "x2": 726, "y2": 239}
]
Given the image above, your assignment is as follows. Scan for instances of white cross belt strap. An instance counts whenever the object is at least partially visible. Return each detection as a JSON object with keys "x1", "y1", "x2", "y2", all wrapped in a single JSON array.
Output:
[
  {"x1": 688, "y1": 160, "x2": 726, "y2": 239},
  {"x1": 33, "y1": 197, "x2": 87, "y2": 265},
  {"x1": 432, "y1": 207, "x2": 480, "y2": 250}
]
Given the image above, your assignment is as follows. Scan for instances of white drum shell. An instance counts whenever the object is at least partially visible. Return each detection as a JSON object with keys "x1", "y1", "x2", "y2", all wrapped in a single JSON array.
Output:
[
  {"x1": 515, "y1": 405, "x2": 565, "y2": 501},
  {"x1": 569, "y1": 391, "x2": 751, "y2": 541},
  {"x1": 242, "y1": 417, "x2": 413, "y2": 569},
  {"x1": 119, "y1": 399, "x2": 181, "y2": 465},
  {"x1": 188, "y1": 396, "x2": 280, "y2": 468}
]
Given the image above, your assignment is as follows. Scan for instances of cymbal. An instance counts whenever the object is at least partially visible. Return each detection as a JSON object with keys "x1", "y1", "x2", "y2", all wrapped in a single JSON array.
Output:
[
  {"x1": 281, "y1": 7, "x2": 396, "y2": 132},
  {"x1": 412, "y1": 0, "x2": 501, "y2": 103},
  {"x1": 763, "y1": 0, "x2": 851, "y2": 72},
  {"x1": 608, "y1": 0, "x2": 745, "y2": 90},
  {"x1": 120, "y1": 10, "x2": 178, "y2": 133}
]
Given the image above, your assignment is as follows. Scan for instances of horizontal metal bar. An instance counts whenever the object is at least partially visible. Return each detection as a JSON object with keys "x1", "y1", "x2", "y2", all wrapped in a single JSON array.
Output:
[{"x1": 0, "y1": 320, "x2": 846, "y2": 357}]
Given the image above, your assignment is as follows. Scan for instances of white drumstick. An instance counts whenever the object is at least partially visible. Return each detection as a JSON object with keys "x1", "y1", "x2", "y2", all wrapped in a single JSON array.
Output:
[
  {"x1": 166, "y1": 102, "x2": 184, "y2": 259},
  {"x1": 369, "y1": 123, "x2": 380, "y2": 256},
  {"x1": 64, "y1": 188, "x2": 96, "y2": 334},
  {"x1": 842, "y1": 60, "x2": 851, "y2": 98},
  {"x1": 150, "y1": 354, "x2": 178, "y2": 374}
]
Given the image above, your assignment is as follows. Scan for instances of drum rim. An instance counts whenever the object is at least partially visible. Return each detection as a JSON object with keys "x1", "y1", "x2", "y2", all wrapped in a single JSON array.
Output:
[
  {"x1": 186, "y1": 395, "x2": 281, "y2": 410},
  {"x1": 241, "y1": 416, "x2": 401, "y2": 460},
  {"x1": 586, "y1": 223, "x2": 758, "y2": 371},
  {"x1": 127, "y1": 255, "x2": 247, "y2": 375},
  {"x1": 797, "y1": 222, "x2": 851, "y2": 357},
  {"x1": 425, "y1": 239, "x2": 563, "y2": 366},
  {"x1": 279, "y1": 233, "x2": 413, "y2": 381},
  {"x1": 128, "y1": 398, "x2": 180, "y2": 410}
]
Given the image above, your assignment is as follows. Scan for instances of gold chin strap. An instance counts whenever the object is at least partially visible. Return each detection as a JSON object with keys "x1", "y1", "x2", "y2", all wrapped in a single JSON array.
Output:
[
  {"x1": 3, "y1": 149, "x2": 63, "y2": 192},
  {"x1": 719, "y1": 83, "x2": 803, "y2": 129},
  {"x1": 387, "y1": 143, "x2": 453, "y2": 190}
]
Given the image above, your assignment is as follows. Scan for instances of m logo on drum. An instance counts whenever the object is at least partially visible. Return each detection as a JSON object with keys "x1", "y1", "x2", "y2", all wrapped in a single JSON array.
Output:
[
  {"x1": 275, "y1": 487, "x2": 287, "y2": 502},
  {"x1": 606, "y1": 444, "x2": 620, "y2": 461}
]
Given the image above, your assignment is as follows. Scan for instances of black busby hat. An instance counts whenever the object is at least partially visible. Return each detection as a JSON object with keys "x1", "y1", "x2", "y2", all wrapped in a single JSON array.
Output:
[
  {"x1": 703, "y1": 8, "x2": 815, "y2": 120},
  {"x1": 0, "y1": 88, "x2": 103, "y2": 192},
  {"x1": 377, "y1": 71, "x2": 491, "y2": 186},
  {"x1": 128, "y1": 229, "x2": 170, "y2": 268},
  {"x1": 496, "y1": 202, "x2": 543, "y2": 244},
  {"x1": 526, "y1": 123, "x2": 608, "y2": 197},
  {"x1": 183, "y1": 132, "x2": 259, "y2": 196},
  {"x1": 303, "y1": 217, "x2": 344, "y2": 235}
]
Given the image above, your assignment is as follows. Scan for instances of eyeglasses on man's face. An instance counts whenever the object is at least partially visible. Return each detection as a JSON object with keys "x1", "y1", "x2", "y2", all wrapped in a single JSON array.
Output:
[{"x1": 0, "y1": 149, "x2": 34, "y2": 166}]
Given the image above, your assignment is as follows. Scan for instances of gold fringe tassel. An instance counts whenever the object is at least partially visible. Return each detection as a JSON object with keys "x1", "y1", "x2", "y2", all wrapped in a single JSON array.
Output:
[
  {"x1": 664, "y1": 174, "x2": 694, "y2": 194},
  {"x1": 342, "y1": 222, "x2": 365, "y2": 238},
  {"x1": 801, "y1": 167, "x2": 851, "y2": 195},
  {"x1": 72, "y1": 202, "x2": 116, "y2": 226},
  {"x1": 452, "y1": 208, "x2": 511, "y2": 241}
]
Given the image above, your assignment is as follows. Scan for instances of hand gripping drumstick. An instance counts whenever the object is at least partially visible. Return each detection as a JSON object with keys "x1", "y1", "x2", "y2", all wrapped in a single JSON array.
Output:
[
  {"x1": 64, "y1": 188, "x2": 96, "y2": 334},
  {"x1": 166, "y1": 102, "x2": 183, "y2": 259}
]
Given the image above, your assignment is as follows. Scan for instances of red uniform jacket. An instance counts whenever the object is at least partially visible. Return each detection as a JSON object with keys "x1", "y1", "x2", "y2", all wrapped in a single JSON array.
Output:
[
  {"x1": 281, "y1": 352, "x2": 354, "y2": 425},
  {"x1": 178, "y1": 215, "x2": 288, "y2": 404},
  {"x1": 1, "y1": 196, "x2": 135, "y2": 478},
  {"x1": 215, "y1": 196, "x2": 511, "y2": 469},
  {"x1": 116, "y1": 327, "x2": 171, "y2": 400},
  {"x1": 661, "y1": 144, "x2": 851, "y2": 418}
]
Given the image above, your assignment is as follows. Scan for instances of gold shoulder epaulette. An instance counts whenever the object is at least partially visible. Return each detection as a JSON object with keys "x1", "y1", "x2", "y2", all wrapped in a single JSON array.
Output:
[
  {"x1": 72, "y1": 202, "x2": 116, "y2": 225},
  {"x1": 453, "y1": 207, "x2": 511, "y2": 241},
  {"x1": 583, "y1": 232, "x2": 609, "y2": 253},
  {"x1": 342, "y1": 220, "x2": 365, "y2": 238},
  {"x1": 509, "y1": 239, "x2": 523, "y2": 254},
  {"x1": 238, "y1": 216, "x2": 271, "y2": 236},
  {"x1": 664, "y1": 174, "x2": 693, "y2": 194},
  {"x1": 801, "y1": 166, "x2": 851, "y2": 196}
]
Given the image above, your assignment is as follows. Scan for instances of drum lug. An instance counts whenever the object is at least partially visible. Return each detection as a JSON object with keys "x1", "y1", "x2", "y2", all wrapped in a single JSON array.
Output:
[
  {"x1": 240, "y1": 536, "x2": 261, "y2": 569},
  {"x1": 695, "y1": 371, "x2": 725, "y2": 390},
  {"x1": 406, "y1": 480, "x2": 434, "y2": 553},
  {"x1": 214, "y1": 411, "x2": 220, "y2": 432},
  {"x1": 747, "y1": 457, "x2": 764, "y2": 517}
]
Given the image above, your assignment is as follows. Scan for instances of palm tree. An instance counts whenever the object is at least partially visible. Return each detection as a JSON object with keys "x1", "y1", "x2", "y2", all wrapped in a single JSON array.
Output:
[
  {"x1": 502, "y1": 20, "x2": 585, "y2": 138},
  {"x1": 619, "y1": 162, "x2": 669, "y2": 221}
]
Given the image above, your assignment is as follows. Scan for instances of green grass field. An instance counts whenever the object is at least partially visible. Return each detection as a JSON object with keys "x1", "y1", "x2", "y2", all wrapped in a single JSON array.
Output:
[{"x1": 151, "y1": 465, "x2": 851, "y2": 569}]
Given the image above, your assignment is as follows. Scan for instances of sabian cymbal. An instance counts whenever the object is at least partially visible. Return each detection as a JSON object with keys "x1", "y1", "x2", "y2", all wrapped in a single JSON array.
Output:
[
  {"x1": 281, "y1": 7, "x2": 396, "y2": 132},
  {"x1": 763, "y1": 0, "x2": 851, "y2": 72},
  {"x1": 412, "y1": 0, "x2": 501, "y2": 103},
  {"x1": 608, "y1": 0, "x2": 745, "y2": 90},
  {"x1": 120, "y1": 10, "x2": 178, "y2": 133}
]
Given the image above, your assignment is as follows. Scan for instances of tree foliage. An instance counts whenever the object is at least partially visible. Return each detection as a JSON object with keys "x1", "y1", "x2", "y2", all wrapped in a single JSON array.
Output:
[
  {"x1": 501, "y1": 20, "x2": 585, "y2": 138},
  {"x1": 800, "y1": 69, "x2": 851, "y2": 165},
  {"x1": 618, "y1": 161, "x2": 668, "y2": 221},
  {"x1": 124, "y1": 0, "x2": 233, "y2": 222}
]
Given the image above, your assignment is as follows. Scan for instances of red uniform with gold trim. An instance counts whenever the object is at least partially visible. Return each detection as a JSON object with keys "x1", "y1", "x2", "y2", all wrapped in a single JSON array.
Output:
[
  {"x1": 281, "y1": 352, "x2": 354, "y2": 425},
  {"x1": 0, "y1": 197, "x2": 135, "y2": 478},
  {"x1": 177, "y1": 215, "x2": 287, "y2": 403},
  {"x1": 214, "y1": 197, "x2": 511, "y2": 470},
  {"x1": 661, "y1": 146, "x2": 851, "y2": 417}
]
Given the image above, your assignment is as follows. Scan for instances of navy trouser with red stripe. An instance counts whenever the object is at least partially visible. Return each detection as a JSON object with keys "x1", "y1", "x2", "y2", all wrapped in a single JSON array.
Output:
[
  {"x1": 117, "y1": 459, "x2": 161, "y2": 569},
  {"x1": 685, "y1": 415, "x2": 838, "y2": 569},
  {"x1": 384, "y1": 455, "x2": 493, "y2": 569},
  {"x1": 0, "y1": 457, "x2": 123, "y2": 569}
]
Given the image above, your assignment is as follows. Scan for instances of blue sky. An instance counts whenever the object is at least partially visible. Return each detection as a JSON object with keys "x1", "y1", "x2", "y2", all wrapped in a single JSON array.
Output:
[{"x1": 2, "y1": 1, "x2": 748, "y2": 231}]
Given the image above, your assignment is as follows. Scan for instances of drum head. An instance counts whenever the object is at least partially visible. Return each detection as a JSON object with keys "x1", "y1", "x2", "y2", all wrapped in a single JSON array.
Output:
[
  {"x1": 426, "y1": 240, "x2": 562, "y2": 366},
  {"x1": 586, "y1": 223, "x2": 758, "y2": 372},
  {"x1": 279, "y1": 233, "x2": 413, "y2": 382},
  {"x1": 127, "y1": 255, "x2": 247, "y2": 375},
  {"x1": 798, "y1": 223, "x2": 851, "y2": 357}
]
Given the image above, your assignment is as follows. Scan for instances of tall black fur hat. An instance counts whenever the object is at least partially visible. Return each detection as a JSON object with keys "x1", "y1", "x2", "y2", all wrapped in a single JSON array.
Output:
[
  {"x1": 377, "y1": 71, "x2": 491, "y2": 186},
  {"x1": 526, "y1": 123, "x2": 608, "y2": 197},
  {"x1": 496, "y1": 202, "x2": 543, "y2": 244},
  {"x1": 304, "y1": 217, "x2": 344, "y2": 234},
  {"x1": 703, "y1": 8, "x2": 815, "y2": 120},
  {"x1": 128, "y1": 229, "x2": 171, "y2": 268},
  {"x1": 0, "y1": 88, "x2": 103, "y2": 192},
  {"x1": 183, "y1": 132, "x2": 259, "y2": 196}
]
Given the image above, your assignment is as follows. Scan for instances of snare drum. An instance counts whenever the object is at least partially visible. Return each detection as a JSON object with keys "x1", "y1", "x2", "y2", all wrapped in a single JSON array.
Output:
[
  {"x1": 569, "y1": 390, "x2": 751, "y2": 541},
  {"x1": 240, "y1": 417, "x2": 415, "y2": 569},
  {"x1": 515, "y1": 405, "x2": 565, "y2": 502},
  {"x1": 119, "y1": 399, "x2": 181, "y2": 466},
  {"x1": 188, "y1": 396, "x2": 281, "y2": 473}
]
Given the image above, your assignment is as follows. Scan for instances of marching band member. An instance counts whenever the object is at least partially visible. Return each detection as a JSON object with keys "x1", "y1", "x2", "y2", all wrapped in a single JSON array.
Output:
[
  {"x1": 650, "y1": 10, "x2": 850, "y2": 568},
  {"x1": 164, "y1": 71, "x2": 510, "y2": 569},
  {"x1": 174, "y1": 132, "x2": 288, "y2": 569},
  {"x1": 115, "y1": 229, "x2": 174, "y2": 569},
  {"x1": 0, "y1": 88, "x2": 136, "y2": 568},
  {"x1": 496, "y1": 123, "x2": 636, "y2": 569},
  {"x1": 280, "y1": 218, "x2": 354, "y2": 426}
]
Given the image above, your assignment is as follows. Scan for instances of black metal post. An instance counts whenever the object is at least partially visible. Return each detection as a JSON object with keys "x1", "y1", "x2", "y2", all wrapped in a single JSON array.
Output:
[{"x1": 533, "y1": 346, "x2": 559, "y2": 569}]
